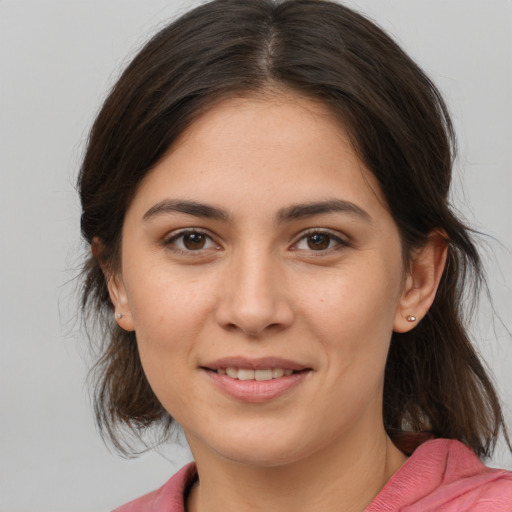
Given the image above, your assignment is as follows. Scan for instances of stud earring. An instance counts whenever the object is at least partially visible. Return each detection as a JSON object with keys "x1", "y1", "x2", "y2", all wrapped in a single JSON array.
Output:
[
  {"x1": 407, "y1": 315, "x2": 417, "y2": 322},
  {"x1": 116, "y1": 313, "x2": 123, "y2": 319}
]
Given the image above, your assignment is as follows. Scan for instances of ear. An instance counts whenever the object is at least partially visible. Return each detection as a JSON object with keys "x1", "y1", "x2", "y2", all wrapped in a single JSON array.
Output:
[
  {"x1": 393, "y1": 230, "x2": 448, "y2": 333},
  {"x1": 91, "y1": 237, "x2": 135, "y2": 332}
]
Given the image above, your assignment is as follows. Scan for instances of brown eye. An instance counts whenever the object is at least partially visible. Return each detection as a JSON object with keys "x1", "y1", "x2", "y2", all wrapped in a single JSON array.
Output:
[
  {"x1": 294, "y1": 231, "x2": 347, "y2": 252},
  {"x1": 183, "y1": 232, "x2": 207, "y2": 250},
  {"x1": 165, "y1": 230, "x2": 217, "y2": 252},
  {"x1": 307, "y1": 233, "x2": 331, "y2": 250}
]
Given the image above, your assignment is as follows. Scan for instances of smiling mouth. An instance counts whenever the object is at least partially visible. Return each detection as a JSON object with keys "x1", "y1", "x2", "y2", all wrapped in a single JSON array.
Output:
[
  {"x1": 212, "y1": 367, "x2": 297, "y2": 381},
  {"x1": 202, "y1": 363, "x2": 311, "y2": 401}
]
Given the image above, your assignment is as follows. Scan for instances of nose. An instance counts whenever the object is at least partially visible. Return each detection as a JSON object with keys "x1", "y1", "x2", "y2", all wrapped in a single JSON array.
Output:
[{"x1": 214, "y1": 248, "x2": 295, "y2": 337}]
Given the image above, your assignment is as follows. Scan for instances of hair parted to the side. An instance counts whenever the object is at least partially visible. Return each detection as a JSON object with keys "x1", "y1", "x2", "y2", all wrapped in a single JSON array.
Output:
[{"x1": 79, "y1": 0, "x2": 509, "y2": 457}]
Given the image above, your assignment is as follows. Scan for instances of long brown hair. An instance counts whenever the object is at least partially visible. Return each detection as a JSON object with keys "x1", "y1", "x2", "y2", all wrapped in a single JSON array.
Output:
[{"x1": 79, "y1": 0, "x2": 508, "y2": 457}]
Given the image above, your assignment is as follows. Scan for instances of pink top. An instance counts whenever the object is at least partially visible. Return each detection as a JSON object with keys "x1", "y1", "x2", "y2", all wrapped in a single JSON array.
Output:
[{"x1": 114, "y1": 439, "x2": 512, "y2": 511}]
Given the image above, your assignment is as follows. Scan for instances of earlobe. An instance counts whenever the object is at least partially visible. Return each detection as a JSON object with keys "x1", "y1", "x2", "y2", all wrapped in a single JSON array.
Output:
[
  {"x1": 91, "y1": 237, "x2": 135, "y2": 332},
  {"x1": 393, "y1": 231, "x2": 448, "y2": 333},
  {"x1": 107, "y1": 273, "x2": 135, "y2": 332}
]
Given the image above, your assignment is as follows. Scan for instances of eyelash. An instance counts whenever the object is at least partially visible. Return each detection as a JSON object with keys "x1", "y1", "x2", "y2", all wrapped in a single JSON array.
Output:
[
  {"x1": 163, "y1": 229, "x2": 220, "y2": 254},
  {"x1": 163, "y1": 228, "x2": 349, "y2": 255},
  {"x1": 292, "y1": 229, "x2": 349, "y2": 253}
]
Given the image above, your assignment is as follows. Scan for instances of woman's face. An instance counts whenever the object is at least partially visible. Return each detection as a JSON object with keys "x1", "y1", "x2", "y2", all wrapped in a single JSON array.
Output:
[{"x1": 112, "y1": 94, "x2": 411, "y2": 467}]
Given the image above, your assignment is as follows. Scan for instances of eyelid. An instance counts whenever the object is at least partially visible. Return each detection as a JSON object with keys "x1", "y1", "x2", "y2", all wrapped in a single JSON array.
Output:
[
  {"x1": 163, "y1": 227, "x2": 221, "y2": 253},
  {"x1": 291, "y1": 228, "x2": 350, "y2": 251}
]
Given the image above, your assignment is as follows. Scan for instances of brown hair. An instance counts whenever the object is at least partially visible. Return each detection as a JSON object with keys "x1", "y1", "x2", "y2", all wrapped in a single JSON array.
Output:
[{"x1": 79, "y1": 0, "x2": 508, "y2": 457}]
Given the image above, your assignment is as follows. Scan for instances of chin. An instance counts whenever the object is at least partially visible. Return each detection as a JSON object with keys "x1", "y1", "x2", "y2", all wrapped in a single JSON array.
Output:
[
  {"x1": 218, "y1": 442, "x2": 309, "y2": 468},
  {"x1": 191, "y1": 422, "x2": 328, "y2": 469}
]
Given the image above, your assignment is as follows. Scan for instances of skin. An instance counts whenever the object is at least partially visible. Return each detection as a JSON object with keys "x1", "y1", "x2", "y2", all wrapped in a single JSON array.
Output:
[{"x1": 106, "y1": 93, "x2": 447, "y2": 512}]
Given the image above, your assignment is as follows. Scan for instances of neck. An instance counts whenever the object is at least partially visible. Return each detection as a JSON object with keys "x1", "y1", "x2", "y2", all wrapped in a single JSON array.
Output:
[{"x1": 186, "y1": 428, "x2": 407, "y2": 512}]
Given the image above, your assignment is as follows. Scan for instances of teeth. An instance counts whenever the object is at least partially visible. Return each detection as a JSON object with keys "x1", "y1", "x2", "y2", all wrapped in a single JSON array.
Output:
[
  {"x1": 226, "y1": 367, "x2": 238, "y2": 378},
  {"x1": 238, "y1": 369, "x2": 255, "y2": 381},
  {"x1": 220, "y1": 367, "x2": 297, "y2": 380},
  {"x1": 255, "y1": 369, "x2": 272, "y2": 381}
]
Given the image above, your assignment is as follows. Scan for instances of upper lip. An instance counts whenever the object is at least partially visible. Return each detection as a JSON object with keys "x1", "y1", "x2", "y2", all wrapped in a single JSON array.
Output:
[{"x1": 202, "y1": 356, "x2": 311, "y2": 371}]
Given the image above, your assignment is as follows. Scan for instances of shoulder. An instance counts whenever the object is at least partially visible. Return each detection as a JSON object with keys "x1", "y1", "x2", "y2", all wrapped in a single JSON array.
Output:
[
  {"x1": 368, "y1": 438, "x2": 512, "y2": 511},
  {"x1": 113, "y1": 463, "x2": 197, "y2": 512}
]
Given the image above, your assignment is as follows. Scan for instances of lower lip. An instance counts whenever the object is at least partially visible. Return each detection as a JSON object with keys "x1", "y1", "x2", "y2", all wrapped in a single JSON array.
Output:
[{"x1": 204, "y1": 370, "x2": 310, "y2": 403}]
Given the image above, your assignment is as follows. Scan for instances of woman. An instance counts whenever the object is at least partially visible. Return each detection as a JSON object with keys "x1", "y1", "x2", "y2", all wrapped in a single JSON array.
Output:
[{"x1": 78, "y1": 0, "x2": 512, "y2": 510}]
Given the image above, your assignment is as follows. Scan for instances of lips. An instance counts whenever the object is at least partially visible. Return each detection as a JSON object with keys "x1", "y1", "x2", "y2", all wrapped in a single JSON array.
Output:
[
  {"x1": 201, "y1": 357, "x2": 312, "y2": 402},
  {"x1": 219, "y1": 367, "x2": 294, "y2": 380},
  {"x1": 203, "y1": 356, "x2": 309, "y2": 372}
]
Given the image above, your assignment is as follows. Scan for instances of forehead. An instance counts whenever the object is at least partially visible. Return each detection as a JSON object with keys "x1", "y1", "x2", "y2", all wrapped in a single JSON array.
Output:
[
  {"x1": 127, "y1": 93, "x2": 389, "y2": 220},
  {"x1": 175, "y1": 92, "x2": 353, "y2": 167}
]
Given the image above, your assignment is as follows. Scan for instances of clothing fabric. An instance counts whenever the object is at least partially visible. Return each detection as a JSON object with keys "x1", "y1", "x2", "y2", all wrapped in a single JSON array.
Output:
[{"x1": 113, "y1": 439, "x2": 512, "y2": 511}]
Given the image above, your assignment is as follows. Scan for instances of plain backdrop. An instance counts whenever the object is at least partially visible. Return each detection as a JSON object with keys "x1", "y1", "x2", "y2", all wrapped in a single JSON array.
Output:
[{"x1": 1, "y1": 1, "x2": 511, "y2": 510}]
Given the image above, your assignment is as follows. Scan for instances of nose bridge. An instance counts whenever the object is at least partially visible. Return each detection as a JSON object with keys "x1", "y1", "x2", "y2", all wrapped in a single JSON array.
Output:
[
  {"x1": 215, "y1": 242, "x2": 293, "y2": 335},
  {"x1": 236, "y1": 245, "x2": 276, "y2": 304}
]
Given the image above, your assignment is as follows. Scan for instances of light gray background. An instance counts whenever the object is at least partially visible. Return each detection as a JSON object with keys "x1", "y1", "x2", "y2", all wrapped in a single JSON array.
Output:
[{"x1": 1, "y1": 1, "x2": 511, "y2": 510}]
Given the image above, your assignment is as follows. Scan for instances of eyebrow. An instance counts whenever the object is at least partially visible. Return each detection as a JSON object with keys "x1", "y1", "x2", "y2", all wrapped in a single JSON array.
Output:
[
  {"x1": 276, "y1": 199, "x2": 371, "y2": 223},
  {"x1": 142, "y1": 198, "x2": 371, "y2": 224},
  {"x1": 143, "y1": 199, "x2": 231, "y2": 222}
]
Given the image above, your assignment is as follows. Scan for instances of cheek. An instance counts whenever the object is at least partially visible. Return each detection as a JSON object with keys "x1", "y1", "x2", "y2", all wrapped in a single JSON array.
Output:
[
  {"x1": 125, "y1": 255, "x2": 214, "y2": 333},
  {"x1": 123, "y1": 265, "x2": 217, "y2": 385},
  {"x1": 302, "y1": 258, "x2": 401, "y2": 329},
  {"x1": 127, "y1": 281, "x2": 214, "y2": 423},
  {"x1": 296, "y1": 255, "x2": 402, "y2": 366}
]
